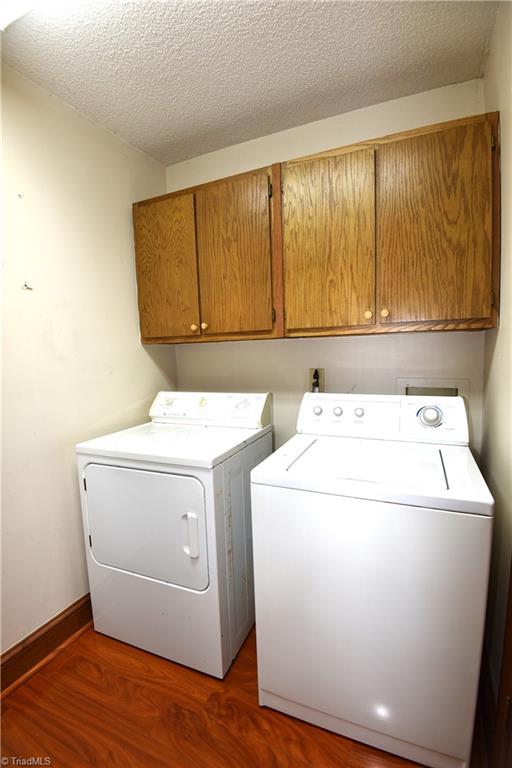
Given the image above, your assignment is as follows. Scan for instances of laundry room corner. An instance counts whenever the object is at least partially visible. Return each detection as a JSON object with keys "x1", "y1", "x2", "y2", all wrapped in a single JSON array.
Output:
[
  {"x1": 1, "y1": 67, "x2": 177, "y2": 655},
  {"x1": 480, "y1": 0, "x2": 512, "y2": 725},
  {"x1": 1, "y1": 2, "x2": 510, "y2": 765}
]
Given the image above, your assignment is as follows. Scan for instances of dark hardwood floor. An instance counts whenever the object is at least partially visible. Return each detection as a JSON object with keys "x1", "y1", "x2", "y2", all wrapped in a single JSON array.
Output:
[{"x1": 0, "y1": 628, "x2": 465, "y2": 767}]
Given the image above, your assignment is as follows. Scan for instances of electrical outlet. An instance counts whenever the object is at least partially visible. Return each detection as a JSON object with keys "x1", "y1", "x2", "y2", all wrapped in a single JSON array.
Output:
[{"x1": 309, "y1": 368, "x2": 325, "y2": 392}]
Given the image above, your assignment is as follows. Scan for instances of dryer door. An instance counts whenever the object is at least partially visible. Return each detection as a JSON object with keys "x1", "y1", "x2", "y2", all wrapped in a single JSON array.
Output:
[{"x1": 84, "y1": 464, "x2": 209, "y2": 591}]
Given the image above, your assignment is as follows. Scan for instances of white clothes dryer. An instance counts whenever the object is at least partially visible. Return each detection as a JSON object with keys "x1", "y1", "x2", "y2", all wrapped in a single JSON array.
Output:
[
  {"x1": 251, "y1": 393, "x2": 493, "y2": 768},
  {"x1": 76, "y1": 391, "x2": 272, "y2": 678}
]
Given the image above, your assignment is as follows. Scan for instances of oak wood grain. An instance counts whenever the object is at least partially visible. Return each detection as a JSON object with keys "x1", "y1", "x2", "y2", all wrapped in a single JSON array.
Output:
[
  {"x1": 377, "y1": 121, "x2": 493, "y2": 324},
  {"x1": 270, "y1": 163, "x2": 285, "y2": 337},
  {"x1": 142, "y1": 328, "x2": 285, "y2": 344},
  {"x1": 1, "y1": 628, "x2": 423, "y2": 768},
  {"x1": 284, "y1": 313, "x2": 497, "y2": 338},
  {"x1": 489, "y1": 112, "x2": 501, "y2": 314},
  {"x1": 283, "y1": 149, "x2": 375, "y2": 332},
  {"x1": 133, "y1": 194, "x2": 201, "y2": 338},
  {"x1": 134, "y1": 112, "x2": 499, "y2": 343},
  {"x1": 195, "y1": 170, "x2": 273, "y2": 335},
  {"x1": 145, "y1": 312, "x2": 497, "y2": 344}
]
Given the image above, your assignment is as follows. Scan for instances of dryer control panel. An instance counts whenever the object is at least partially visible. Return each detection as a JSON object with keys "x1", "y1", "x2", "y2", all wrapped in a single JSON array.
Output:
[
  {"x1": 150, "y1": 391, "x2": 272, "y2": 429},
  {"x1": 297, "y1": 393, "x2": 469, "y2": 445}
]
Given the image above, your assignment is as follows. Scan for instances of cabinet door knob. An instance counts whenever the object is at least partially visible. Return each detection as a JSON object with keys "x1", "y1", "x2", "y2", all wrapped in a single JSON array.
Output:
[
  {"x1": 200, "y1": 322, "x2": 209, "y2": 330},
  {"x1": 380, "y1": 308, "x2": 390, "y2": 319},
  {"x1": 364, "y1": 310, "x2": 373, "y2": 320},
  {"x1": 190, "y1": 324, "x2": 198, "y2": 332}
]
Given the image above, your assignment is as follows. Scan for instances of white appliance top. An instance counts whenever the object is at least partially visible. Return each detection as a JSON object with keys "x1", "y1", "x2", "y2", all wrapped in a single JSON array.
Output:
[
  {"x1": 251, "y1": 394, "x2": 493, "y2": 516},
  {"x1": 76, "y1": 392, "x2": 272, "y2": 469},
  {"x1": 291, "y1": 437, "x2": 448, "y2": 490}
]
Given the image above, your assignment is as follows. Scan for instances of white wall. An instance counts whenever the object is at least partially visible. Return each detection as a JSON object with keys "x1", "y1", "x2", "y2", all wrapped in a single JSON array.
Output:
[
  {"x1": 167, "y1": 80, "x2": 487, "y2": 451},
  {"x1": 481, "y1": 3, "x2": 512, "y2": 699},
  {"x1": 167, "y1": 79, "x2": 484, "y2": 190},
  {"x1": 1, "y1": 68, "x2": 176, "y2": 652},
  {"x1": 177, "y1": 333, "x2": 485, "y2": 451}
]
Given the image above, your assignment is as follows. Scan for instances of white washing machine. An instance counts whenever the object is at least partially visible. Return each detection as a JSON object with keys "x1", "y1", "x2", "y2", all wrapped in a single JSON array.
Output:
[
  {"x1": 251, "y1": 393, "x2": 493, "y2": 768},
  {"x1": 76, "y1": 391, "x2": 272, "y2": 678}
]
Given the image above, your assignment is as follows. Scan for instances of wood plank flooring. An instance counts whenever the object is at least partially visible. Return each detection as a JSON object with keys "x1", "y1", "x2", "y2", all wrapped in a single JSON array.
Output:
[{"x1": 0, "y1": 628, "x2": 456, "y2": 767}]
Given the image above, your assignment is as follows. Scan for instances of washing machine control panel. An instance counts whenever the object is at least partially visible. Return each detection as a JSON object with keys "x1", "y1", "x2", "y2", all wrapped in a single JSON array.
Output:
[
  {"x1": 149, "y1": 391, "x2": 272, "y2": 428},
  {"x1": 298, "y1": 393, "x2": 469, "y2": 445}
]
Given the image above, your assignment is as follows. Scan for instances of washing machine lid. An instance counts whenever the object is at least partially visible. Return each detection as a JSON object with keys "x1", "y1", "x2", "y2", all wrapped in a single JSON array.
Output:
[
  {"x1": 76, "y1": 422, "x2": 271, "y2": 468},
  {"x1": 291, "y1": 436, "x2": 448, "y2": 489},
  {"x1": 251, "y1": 434, "x2": 494, "y2": 516}
]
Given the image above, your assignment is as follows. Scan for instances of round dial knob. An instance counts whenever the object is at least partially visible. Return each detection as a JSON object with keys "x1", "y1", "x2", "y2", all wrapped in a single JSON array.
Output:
[
  {"x1": 333, "y1": 406, "x2": 343, "y2": 417},
  {"x1": 354, "y1": 407, "x2": 365, "y2": 418},
  {"x1": 200, "y1": 322, "x2": 209, "y2": 330},
  {"x1": 418, "y1": 406, "x2": 443, "y2": 428},
  {"x1": 190, "y1": 324, "x2": 198, "y2": 331},
  {"x1": 313, "y1": 406, "x2": 323, "y2": 416}
]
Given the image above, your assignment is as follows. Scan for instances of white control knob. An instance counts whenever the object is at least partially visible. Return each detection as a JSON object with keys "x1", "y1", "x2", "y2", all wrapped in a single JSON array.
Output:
[
  {"x1": 418, "y1": 406, "x2": 443, "y2": 428},
  {"x1": 313, "y1": 406, "x2": 323, "y2": 416},
  {"x1": 333, "y1": 407, "x2": 343, "y2": 417},
  {"x1": 354, "y1": 407, "x2": 365, "y2": 418}
]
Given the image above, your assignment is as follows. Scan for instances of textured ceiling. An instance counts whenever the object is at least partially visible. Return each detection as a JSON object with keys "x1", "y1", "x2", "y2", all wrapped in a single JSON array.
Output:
[{"x1": 3, "y1": 1, "x2": 499, "y2": 165}]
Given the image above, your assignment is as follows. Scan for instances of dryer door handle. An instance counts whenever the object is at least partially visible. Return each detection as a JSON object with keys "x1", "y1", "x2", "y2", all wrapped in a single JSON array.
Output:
[{"x1": 182, "y1": 511, "x2": 200, "y2": 559}]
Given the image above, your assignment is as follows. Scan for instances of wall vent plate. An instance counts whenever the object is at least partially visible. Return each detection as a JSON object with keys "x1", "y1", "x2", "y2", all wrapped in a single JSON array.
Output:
[
  {"x1": 405, "y1": 386, "x2": 459, "y2": 397},
  {"x1": 396, "y1": 378, "x2": 469, "y2": 401}
]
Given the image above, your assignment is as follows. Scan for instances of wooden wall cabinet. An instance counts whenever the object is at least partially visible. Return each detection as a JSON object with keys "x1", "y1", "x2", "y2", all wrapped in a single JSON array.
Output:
[
  {"x1": 282, "y1": 112, "x2": 499, "y2": 338},
  {"x1": 133, "y1": 167, "x2": 283, "y2": 343},
  {"x1": 133, "y1": 113, "x2": 499, "y2": 344}
]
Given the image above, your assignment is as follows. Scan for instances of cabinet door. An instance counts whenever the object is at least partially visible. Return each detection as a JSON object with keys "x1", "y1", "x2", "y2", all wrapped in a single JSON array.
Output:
[
  {"x1": 195, "y1": 171, "x2": 273, "y2": 335},
  {"x1": 282, "y1": 149, "x2": 375, "y2": 332},
  {"x1": 377, "y1": 121, "x2": 492, "y2": 324},
  {"x1": 133, "y1": 194, "x2": 200, "y2": 339}
]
